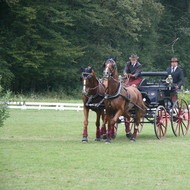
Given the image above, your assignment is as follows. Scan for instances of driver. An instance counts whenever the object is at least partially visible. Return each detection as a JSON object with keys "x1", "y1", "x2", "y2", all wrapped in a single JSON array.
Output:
[
  {"x1": 122, "y1": 54, "x2": 142, "y2": 138},
  {"x1": 123, "y1": 54, "x2": 142, "y2": 87}
]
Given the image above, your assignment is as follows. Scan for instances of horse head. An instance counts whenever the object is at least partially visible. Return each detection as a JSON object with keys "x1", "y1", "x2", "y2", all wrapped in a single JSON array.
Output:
[
  {"x1": 103, "y1": 58, "x2": 117, "y2": 79},
  {"x1": 81, "y1": 66, "x2": 97, "y2": 95}
]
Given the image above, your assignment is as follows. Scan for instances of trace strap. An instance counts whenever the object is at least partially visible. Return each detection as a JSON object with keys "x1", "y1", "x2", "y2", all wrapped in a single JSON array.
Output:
[{"x1": 105, "y1": 82, "x2": 146, "y2": 112}]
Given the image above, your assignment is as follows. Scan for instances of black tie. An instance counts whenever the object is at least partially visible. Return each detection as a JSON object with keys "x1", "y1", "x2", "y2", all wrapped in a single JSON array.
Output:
[{"x1": 171, "y1": 67, "x2": 174, "y2": 73}]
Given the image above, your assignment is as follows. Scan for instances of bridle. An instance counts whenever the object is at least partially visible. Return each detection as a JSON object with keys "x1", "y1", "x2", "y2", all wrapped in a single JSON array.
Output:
[
  {"x1": 103, "y1": 59, "x2": 117, "y2": 79},
  {"x1": 81, "y1": 72, "x2": 100, "y2": 97}
]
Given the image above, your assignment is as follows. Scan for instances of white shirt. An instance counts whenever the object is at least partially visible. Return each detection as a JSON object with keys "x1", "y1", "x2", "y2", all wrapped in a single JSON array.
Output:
[
  {"x1": 171, "y1": 66, "x2": 177, "y2": 72},
  {"x1": 132, "y1": 63, "x2": 136, "y2": 67}
]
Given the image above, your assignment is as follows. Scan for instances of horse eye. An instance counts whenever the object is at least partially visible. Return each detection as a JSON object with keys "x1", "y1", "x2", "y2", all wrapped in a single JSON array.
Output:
[{"x1": 88, "y1": 75, "x2": 93, "y2": 81}]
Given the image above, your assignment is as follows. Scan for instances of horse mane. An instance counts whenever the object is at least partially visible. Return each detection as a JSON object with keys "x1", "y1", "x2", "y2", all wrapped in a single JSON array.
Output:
[{"x1": 91, "y1": 69, "x2": 96, "y2": 78}]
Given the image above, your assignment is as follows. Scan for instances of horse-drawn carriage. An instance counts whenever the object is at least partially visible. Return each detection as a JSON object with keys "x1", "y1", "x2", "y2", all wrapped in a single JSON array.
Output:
[
  {"x1": 81, "y1": 59, "x2": 190, "y2": 143},
  {"x1": 116, "y1": 71, "x2": 190, "y2": 139}
]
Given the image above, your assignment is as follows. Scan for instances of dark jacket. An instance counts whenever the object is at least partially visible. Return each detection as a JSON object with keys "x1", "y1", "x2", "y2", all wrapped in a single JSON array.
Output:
[
  {"x1": 166, "y1": 66, "x2": 184, "y2": 87},
  {"x1": 123, "y1": 61, "x2": 142, "y2": 78}
]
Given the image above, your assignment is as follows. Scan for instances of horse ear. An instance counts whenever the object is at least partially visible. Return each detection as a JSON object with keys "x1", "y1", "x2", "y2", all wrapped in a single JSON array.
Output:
[
  {"x1": 89, "y1": 66, "x2": 93, "y2": 72},
  {"x1": 113, "y1": 57, "x2": 117, "y2": 62},
  {"x1": 80, "y1": 66, "x2": 85, "y2": 71}
]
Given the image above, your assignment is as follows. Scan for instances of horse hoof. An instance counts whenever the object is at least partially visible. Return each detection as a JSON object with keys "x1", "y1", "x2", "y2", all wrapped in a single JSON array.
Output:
[
  {"x1": 130, "y1": 137, "x2": 136, "y2": 142},
  {"x1": 105, "y1": 138, "x2": 111, "y2": 144},
  {"x1": 126, "y1": 132, "x2": 132, "y2": 139},
  {"x1": 101, "y1": 134, "x2": 107, "y2": 140},
  {"x1": 111, "y1": 134, "x2": 116, "y2": 139},
  {"x1": 82, "y1": 137, "x2": 88, "y2": 142},
  {"x1": 95, "y1": 138, "x2": 101, "y2": 141}
]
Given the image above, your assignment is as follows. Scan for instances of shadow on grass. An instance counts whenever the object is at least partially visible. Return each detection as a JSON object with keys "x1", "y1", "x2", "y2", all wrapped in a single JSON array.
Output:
[{"x1": 107, "y1": 132, "x2": 182, "y2": 144}]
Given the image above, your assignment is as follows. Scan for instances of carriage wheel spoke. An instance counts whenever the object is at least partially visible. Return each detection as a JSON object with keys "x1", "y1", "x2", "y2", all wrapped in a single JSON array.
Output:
[
  {"x1": 174, "y1": 122, "x2": 180, "y2": 134},
  {"x1": 160, "y1": 125, "x2": 164, "y2": 136},
  {"x1": 160, "y1": 110, "x2": 163, "y2": 117},
  {"x1": 181, "y1": 120, "x2": 188, "y2": 135},
  {"x1": 181, "y1": 120, "x2": 188, "y2": 130},
  {"x1": 158, "y1": 124, "x2": 162, "y2": 137},
  {"x1": 180, "y1": 121, "x2": 185, "y2": 135},
  {"x1": 160, "y1": 123, "x2": 167, "y2": 129},
  {"x1": 157, "y1": 124, "x2": 161, "y2": 134},
  {"x1": 173, "y1": 108, "x2": 178, "y2": 116},
  {"x1": 180, "y1": 100, "x2": 183, "y2": 108},
  {"x1": 178, "y1": 122, "x2": 181, "y2": 136}
]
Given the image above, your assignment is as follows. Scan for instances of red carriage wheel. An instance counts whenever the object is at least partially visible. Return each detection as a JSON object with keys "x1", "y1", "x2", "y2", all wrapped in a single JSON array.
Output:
[
  {"x1": 154, "y1": 105, "x2": 168, "y2": 139},
  {"x1": 171, "y1": 98, "x2": 190, "y2": 136},
  {"x1": 130, "y1": 117, "x2": 144, "y2": 135}
]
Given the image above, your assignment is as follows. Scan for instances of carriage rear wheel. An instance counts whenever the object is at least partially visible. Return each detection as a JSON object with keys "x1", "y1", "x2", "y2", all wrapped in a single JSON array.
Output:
[
  {"x1": 154, "y1": 105, "x2": 169, "y2": 139},
  {"x1": 171, "y1": 98, "x2": 190, "y2": 136}
]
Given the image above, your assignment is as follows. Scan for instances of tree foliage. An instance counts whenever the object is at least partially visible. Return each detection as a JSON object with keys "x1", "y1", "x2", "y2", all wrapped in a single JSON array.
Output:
[{"x1": 0, "y1": 0, "x2": 189, "y2": 95}]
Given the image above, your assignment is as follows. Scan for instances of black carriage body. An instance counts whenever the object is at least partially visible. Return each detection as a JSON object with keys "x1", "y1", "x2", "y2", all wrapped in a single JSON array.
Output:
[{"x1": 138, "y1": 72, "x2": 172, "y2": 109}]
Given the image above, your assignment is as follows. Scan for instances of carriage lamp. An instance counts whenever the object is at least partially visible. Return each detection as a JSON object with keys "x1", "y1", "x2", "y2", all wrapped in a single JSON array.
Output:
[
  {"x1": 166, "y1": 75, "x2": 173, "y2": 90},
  {"x1": 166, "y1": 75, "x2": 173, "y2": 84}
]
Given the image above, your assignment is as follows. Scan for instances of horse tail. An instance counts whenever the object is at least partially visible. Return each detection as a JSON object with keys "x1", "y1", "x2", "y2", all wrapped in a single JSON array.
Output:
[{"x1": 136, "y1": 89, "x2": 147, "y2": 116}]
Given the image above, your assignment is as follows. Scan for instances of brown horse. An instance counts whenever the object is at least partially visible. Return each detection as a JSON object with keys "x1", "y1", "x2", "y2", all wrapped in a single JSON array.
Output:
[
  {"x1": 81, "y1": 66, "x2": 107, "y2": 142},
  {"x1": 102, "y1": 58, "x2": 147, "y2": 143}
]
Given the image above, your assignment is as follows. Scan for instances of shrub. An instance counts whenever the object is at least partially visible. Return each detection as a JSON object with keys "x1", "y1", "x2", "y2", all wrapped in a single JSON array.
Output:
[
  {"x1": 178, "y1": 90, "x2": 190, "y2": 104},
  {"x1": 0, "y1": 76, "x2": 10, "y2": 127}
]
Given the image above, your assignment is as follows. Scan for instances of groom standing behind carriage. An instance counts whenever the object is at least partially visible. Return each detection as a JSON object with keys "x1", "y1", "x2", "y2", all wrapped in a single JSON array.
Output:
[{"x1": 123, "y1": 54, "x2": 142, "y2": 86}]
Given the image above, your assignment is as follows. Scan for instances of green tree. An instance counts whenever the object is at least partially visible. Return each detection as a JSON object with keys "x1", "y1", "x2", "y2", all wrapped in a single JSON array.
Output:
[{"x1": 0, "y1": 0, "x2": 189, "y2": 95}]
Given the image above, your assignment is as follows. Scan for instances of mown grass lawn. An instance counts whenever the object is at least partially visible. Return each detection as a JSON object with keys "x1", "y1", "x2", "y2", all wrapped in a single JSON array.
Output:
[{"x1": 0, "y1": 109, "x2": 190, "y2": 190}]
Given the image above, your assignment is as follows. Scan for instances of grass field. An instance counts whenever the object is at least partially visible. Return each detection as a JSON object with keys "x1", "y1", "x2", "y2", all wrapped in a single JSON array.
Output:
[{"x1": 0, "y1": 109, "x2": 190, "y2": 190}]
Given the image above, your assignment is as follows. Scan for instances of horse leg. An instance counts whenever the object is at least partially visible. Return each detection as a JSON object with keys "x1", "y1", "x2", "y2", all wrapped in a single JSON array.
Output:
[
  {"x1": 131, "y1": 108, "x2": 141, "y2": 142},
  {"x1": 95, "y1": 111, "x2": 101, "y2": 141},
  {"x1": 110, "y1": 124, "x2": 116, "y2": 139},
  {"x1": 100, "y1": 111, "x2": 107, "y2": 139},
  {"x1": 125, "y1": 115, "x2": 132, "y2": 139},
  {"x1": 110, "y1": 110, "x2": 123, "y2": 126},
  {"x1": 82, "y1": 106, "x2": 89, "y2": 142},
  {"x1": 108, "y1": 110, "x2": 122, "y2": 139},
  {"x1": 105, "y1": 114, "x2": 112, "y2": 143}
]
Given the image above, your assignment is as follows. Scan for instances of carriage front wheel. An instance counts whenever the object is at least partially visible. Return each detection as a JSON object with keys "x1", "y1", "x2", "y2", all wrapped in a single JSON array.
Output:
[
  {"x1": 171, "y1": 98, "x2": 190, "y2": 137},
  {"x1": 154, "y1": 105, "x2": 169, "y2": 139}
]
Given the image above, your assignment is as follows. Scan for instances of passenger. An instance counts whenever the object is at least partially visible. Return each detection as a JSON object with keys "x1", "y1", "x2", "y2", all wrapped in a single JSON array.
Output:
[
  {"x1": 123, "y1": 54, "x2": 142, "y2": 87},
  {"x1": 166, "y1": 57, "x2": 184, "y2": 101},
  {"x1": 166, "y1": 57, "x2": 184, "y2": 89}
]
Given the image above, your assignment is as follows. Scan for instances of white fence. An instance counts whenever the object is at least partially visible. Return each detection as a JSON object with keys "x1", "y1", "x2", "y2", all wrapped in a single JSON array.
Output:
[
  {"x1": 7, "y1": 102, "x2": 83, "y2": 111},
  {"x1": 6, "y1": 101, "x2": 190, "y2": 111}
]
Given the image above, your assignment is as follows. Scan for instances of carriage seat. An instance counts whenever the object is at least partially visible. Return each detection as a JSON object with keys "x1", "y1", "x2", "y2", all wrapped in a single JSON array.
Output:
[{"x1": 138, "y1": 78, "x2": 147, "y2": 87}]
